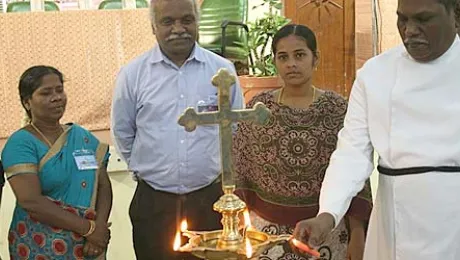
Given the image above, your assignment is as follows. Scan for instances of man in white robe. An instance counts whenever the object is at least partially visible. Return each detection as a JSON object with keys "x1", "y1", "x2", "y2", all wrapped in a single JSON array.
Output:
[{"x1": 293, "y1": 0, "x2": 460, "y2": 259}]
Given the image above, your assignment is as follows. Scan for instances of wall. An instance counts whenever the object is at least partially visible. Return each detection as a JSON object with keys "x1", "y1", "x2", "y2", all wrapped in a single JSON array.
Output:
[
  {"x1": 355, "y1": 0, "x2": 401, "y2": 64},
  {"x1": 0, "y1": 1, "x2": 388, "y2": 258},
  {"x1": 0, "y1": 2, "x2": 271, "y2": 259},
  {"x1": 378, "y1": 0, "x2": 401, "y2": 50},
  {"x1": 0, "y1": 9, "x2": 155, "y2": 140},
  {"x1": 355, "y1": 0, "x2": 374, "y2": 69}
]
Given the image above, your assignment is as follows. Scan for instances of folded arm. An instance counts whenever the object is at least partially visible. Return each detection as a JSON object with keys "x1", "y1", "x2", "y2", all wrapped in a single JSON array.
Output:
[{"x1": 9, "y1": 174, "x2": 91, "y2": 235}]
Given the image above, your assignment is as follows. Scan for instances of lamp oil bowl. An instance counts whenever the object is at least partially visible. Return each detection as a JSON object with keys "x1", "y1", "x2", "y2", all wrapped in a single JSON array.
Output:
[
  {"x1": 176, "y1": 192, "x2": 291, "y2": 259},
  {"x1": 179, "y1": 228, "x2": 291, "y2": 260}
]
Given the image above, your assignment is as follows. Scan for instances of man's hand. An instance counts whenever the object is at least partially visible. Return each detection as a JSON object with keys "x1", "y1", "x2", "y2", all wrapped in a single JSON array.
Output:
[{"x1": 293, "y1": 213, "x2": 335, "y2": 247}]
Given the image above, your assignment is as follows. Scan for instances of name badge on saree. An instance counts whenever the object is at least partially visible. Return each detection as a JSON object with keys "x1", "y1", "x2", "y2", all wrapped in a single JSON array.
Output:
[{"x1": 73, "y1": 150, "x2": 98, "y2": 170}]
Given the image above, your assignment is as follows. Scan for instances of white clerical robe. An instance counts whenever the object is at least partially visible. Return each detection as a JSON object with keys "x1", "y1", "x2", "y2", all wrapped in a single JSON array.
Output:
[{"x1": 318, "y1": 35, "x2": 460, "y2": 260}]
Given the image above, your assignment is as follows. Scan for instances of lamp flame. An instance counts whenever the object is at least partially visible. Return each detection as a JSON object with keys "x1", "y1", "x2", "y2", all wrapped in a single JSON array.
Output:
[
  {"x1": 243, "y1": 210, "x2": 253, "y2": 258},
  {"x1": 173, "y1": 231, "x2": 181, "y2": 251},
  {"x1": 245, "y1": 237, "x2": 253, "y2": 258},
  {"x1": 243, "y1": 210, "x2": 251, "y2": 227},
  {"x1": 291, "y1": 238, "x2": 321, "y2": 258},
  {"x1": 180, "y1": 219, "x2": 188, "y2": 232},
  {"x1": 173, "y1": 219, "x2": 187, "y2": 251}
]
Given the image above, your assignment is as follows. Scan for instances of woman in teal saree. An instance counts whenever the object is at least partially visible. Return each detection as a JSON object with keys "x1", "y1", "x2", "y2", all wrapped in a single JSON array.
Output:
[{"x1": 1, "y1": 66, "x2": 113, "y2": 259}]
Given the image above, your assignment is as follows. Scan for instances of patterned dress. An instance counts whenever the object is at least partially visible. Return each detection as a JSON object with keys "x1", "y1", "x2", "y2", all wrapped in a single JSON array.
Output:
[
  {"x1": 233, "y1": 91, "x2": 373, "y2": 260},
  {"x1": 8, "y1": 201, "x2": 97, "y2": 260},
  {"x1": 2, "y1": 124, "x2": 109, "y2": 260}
]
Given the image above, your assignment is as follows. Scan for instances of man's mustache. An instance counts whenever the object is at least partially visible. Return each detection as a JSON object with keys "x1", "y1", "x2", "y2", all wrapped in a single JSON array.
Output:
[{"x1": 167, "y1": 34, "x2": 192, "y2": 41}]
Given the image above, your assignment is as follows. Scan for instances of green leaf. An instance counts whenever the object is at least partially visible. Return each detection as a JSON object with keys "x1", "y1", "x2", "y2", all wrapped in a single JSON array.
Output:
[{"x1": 239, "y1": 0, "x2": 288, "y2": 77}]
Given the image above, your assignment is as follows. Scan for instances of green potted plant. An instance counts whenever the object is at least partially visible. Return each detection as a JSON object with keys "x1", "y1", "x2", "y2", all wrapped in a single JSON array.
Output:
[{"x1": 238, "y1": 0, "x2": 291, "y2": 102}]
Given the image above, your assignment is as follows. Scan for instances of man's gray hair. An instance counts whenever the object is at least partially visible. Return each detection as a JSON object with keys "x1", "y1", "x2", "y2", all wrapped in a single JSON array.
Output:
[{"x1": 149, "y1": 0, "x2": 200, "y2": 26}]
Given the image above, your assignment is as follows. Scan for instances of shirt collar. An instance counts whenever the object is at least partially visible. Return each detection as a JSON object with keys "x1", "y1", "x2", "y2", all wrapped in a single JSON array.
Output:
[{"x1": 149, "y1": 42, "x2": 205, "y2": 64}]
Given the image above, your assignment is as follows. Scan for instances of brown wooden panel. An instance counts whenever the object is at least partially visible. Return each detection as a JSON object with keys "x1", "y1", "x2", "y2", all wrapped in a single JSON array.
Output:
[
  {"x1": 284, "y1": 0, "x2": 355, "y2": 97},
  {"x1": 343, "y1": 0, "x2": 356, "y2": 96},
  {"x1": 355, "y1": 0, "x2": 374, "y2": 70}
]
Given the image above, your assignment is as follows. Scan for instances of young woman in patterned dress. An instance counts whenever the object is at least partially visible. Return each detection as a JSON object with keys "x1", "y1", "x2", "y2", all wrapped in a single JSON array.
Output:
[{"x1": 233, "y1": 24, "x2": 373, "y2": 260}]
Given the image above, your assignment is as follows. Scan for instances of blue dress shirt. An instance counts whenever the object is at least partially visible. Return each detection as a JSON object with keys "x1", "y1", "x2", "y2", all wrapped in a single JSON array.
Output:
[{"x1": 111, "y1": 44, "x2": 244, "y2": 194}]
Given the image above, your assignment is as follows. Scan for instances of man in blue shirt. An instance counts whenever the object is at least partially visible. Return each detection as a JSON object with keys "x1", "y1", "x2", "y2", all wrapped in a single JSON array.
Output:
[{"x1": 111, "y1": 0, "x2": 244, "y2": 258}]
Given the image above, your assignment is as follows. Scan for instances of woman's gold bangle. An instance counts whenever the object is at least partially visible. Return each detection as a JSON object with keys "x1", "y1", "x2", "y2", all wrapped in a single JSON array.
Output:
[{"x1": 82, "y1": 220, "x2": 96, "y2": 237}]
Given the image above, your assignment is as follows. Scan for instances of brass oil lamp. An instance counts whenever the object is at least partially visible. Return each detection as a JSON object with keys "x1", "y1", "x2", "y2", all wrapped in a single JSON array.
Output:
[{"x1": 174, "y1": 68, "x2": 295, "y2": 259}]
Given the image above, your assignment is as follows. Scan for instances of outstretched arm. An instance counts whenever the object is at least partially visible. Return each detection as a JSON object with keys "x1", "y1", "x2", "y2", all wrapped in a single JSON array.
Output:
[{"x1": 318, "y1": 75, "x2": 375, "y2": 227}]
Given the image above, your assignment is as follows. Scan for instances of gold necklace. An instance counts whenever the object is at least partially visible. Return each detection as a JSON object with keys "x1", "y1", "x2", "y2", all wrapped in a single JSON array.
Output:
[
  {"x1": 30, "y1": 123, "x2": 62, "y2": 147},
  {"x1": 277, "y1": 86, "x2": 317, "y2": 104}
]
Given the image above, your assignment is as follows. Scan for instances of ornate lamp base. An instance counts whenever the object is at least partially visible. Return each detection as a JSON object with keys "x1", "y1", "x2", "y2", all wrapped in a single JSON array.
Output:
[{"x1": 178, "y1": 192, "x2": 291, "y2": 259}]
